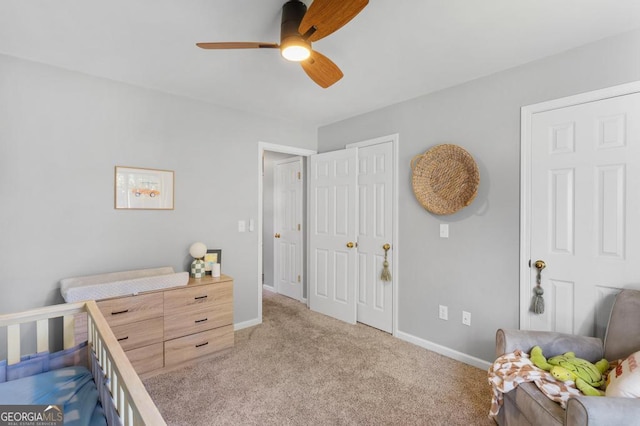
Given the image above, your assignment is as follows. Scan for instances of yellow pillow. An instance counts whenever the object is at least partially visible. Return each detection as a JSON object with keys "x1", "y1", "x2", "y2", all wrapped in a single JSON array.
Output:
[{"x1": 606, "y1": 350, "x2": 640, "y2": 398}]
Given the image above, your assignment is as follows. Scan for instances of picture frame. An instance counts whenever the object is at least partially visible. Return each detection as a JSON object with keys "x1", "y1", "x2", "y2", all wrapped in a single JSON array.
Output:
[
  {"x1": 114, "y1": 166, "x2": 174, "y2": 210},
  {"x1": 204, "y1": 249, "x2": 222, "y2": 273}
]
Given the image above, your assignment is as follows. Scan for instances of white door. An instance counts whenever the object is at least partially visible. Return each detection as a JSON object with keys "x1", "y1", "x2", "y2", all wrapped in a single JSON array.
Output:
[
  {"x1": 523, "y1": 90, "x2": 640, "y2": 336},
  {"x1": 356, "y1": 142, "x2": 394, "y2": 333},
  {"x1": 274, "y1": 157, "x2": 303, "y2": 301},
  {"x1": 309, "y1": 148, "x2": 358, "y2": 324}
]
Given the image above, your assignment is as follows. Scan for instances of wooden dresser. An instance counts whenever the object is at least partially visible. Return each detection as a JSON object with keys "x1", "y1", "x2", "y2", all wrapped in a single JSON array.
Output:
[{"x1": 95, "y1": 275, "x2": 234, "y2": 376}]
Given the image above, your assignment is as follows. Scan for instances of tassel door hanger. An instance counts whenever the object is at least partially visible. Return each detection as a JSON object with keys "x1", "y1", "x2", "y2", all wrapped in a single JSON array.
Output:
[
  {"x1": 381, "y1": 243, "x2": 392, "y2": 282},
  {"x1": 531, "y1": 260, "x2": 546, "y2": 314}
]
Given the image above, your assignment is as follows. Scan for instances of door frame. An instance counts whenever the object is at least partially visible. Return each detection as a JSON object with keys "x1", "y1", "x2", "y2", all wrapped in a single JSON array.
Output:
[
  {"x1": 519, "y1": 81, "x2": 640, "y2": 329},
  {"x1": 346, "y1": 133, "x2": 399, "y2": 335},
  {"x1": 258, "y1": 142, "x2": 316, "y2": 323}
]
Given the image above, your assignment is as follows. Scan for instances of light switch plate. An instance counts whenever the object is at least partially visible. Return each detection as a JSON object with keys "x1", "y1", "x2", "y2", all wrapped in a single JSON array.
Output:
[
  {"x1": 238, "y1": 220, "x2": 246, "y2": 232},
  {"x1": 440, "y1": 224, "x2": 449, "y2": 238}
]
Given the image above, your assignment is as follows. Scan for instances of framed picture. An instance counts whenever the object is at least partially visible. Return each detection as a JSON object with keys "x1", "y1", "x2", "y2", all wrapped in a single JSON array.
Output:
[
  {"x1": 204, "y1": 249, "x2": 222, "y2": 272},
  {"x1": 115, "y1": 166, "x2": 174, "y2": 210}
]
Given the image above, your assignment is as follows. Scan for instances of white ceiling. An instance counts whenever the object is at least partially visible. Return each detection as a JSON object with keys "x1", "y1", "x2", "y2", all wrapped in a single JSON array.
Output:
[{"x1": 1, "y1": 0, "x2": 640, "y2": 127}]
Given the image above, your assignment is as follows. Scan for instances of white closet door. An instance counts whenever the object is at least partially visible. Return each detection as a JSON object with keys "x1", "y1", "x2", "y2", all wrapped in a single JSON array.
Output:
[
  {"x1": 524, "y1": 91, "x2": 640, "y2": 336},
  {"x1": 309, "y1": 148, "x2": 358, "y2": 324},
  {"x1": 356, "y1": 141, "x2": 393, "y2": 333}
]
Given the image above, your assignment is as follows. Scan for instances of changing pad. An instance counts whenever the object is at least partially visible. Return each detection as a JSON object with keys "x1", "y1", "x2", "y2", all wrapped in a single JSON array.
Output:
[{"x1": 60, "y1": 267, "x2": 189, "y2": 302}]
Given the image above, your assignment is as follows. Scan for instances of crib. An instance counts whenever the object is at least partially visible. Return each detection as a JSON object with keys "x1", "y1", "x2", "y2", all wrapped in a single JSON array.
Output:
[{"x1": 0, "y1": 300, "x2": 165, "y2": 425}]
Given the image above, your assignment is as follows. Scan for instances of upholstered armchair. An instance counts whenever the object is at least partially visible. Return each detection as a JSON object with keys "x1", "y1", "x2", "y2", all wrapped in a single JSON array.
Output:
[{"x1": 494, "y1": 289, "x2": 640, "y2": 425}]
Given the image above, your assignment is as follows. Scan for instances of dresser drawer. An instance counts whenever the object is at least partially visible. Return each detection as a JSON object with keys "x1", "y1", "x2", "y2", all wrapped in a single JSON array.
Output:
[
  {"x1": 97, "y1": 293, "x2": 163, "y2": 327},
  {"x1": 111, "y1": 317, "x2": 163, "y2": 351},
  {"x1": 126, "y1": 342, "x2": 164, "y2": 375},
  {"x1": 164, "y1": 281, "x2": 232, "y2": 315},
  {"x1": 164, "y1": 302, "x2": 233, "y2": 341},
  {"x1": 164, "y1": 325, "x2": 234, "y2": 367}
]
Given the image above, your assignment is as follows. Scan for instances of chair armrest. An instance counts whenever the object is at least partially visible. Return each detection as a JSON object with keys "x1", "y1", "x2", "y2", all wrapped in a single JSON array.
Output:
[
  {"x1": 566, "y1": 396, "x2": 640, "y2": 426},
  {"x1": 496, "y1": 329, "x2": 604, "y2": 361}
]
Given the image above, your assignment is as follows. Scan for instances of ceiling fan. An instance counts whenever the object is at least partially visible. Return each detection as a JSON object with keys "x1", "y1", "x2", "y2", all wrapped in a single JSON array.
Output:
[{"x1": 196, "y1": 0, "x2": 368, "y2": 88}]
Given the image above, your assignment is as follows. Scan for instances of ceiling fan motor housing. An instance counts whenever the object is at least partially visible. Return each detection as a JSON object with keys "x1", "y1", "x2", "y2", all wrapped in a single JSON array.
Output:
[{"x1": 281, "y1": 0, "x2": 309, "y2": 48}]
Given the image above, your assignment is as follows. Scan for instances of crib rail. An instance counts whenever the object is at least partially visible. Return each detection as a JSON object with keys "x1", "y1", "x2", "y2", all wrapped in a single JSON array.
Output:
[
  {"x1": 85, "y1": 301, "x2": 166, "y2": 426},
  {"x1": 0, "y1": 301, "x2": 166, "y2": 426},
  {"x1": 0, "y1": 302, "x2": 85, "y2": 364}
]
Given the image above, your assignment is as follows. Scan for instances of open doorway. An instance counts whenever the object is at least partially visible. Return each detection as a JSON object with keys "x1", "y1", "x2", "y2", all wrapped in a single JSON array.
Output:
[{"x1": 258, "y1": 142, "x2": 316, "y2": 322}]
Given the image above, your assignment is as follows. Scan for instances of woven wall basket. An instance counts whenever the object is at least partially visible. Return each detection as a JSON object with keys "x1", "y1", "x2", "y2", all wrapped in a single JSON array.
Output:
[{"x1": 411, "y1": 144, "x2": 480, "y2": 215}]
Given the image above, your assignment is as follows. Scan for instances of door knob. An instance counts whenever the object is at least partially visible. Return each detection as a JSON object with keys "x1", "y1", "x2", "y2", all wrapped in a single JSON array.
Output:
[
  {"x1": 275, "y1": 233, "x2": 281, "y2": 238},
  {"x1": 534, "y1": 260, "x2": 546, "y2": 283},
  {"x1": 346, "y1": 242, "x2": 355, "y2": 248}
]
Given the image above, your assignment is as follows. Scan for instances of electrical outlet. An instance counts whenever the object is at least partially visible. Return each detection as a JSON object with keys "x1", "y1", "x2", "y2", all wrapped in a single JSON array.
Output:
[
  {"x1": 439, "y1": 305, "x2": 448, "y2": 320},
  {"x1": 462, "y1": 311, "x2": 471, "y2": 326}
]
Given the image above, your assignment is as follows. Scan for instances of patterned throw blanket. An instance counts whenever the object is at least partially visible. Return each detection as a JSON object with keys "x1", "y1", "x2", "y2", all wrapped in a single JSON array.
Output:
[{"x1": 487, "y1": 350, "x2": 582, "y2": 417}]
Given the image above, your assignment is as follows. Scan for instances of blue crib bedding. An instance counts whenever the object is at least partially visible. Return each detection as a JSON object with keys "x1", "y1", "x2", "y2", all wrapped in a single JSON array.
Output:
[{"x1": 0, "y1": 366, "x2": 106, "y2": 426}]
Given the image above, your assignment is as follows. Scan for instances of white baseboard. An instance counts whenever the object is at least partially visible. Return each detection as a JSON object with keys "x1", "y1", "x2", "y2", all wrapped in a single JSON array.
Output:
[
  {"x1": 234, "y1": 317, "x2": 261, "y2": 331},
  {"x1": 262, "y1": 284, "x2": 276, "y2": 293},
  {"x1": 395, "y1": 330, "x2": 491, "y2": 370}
]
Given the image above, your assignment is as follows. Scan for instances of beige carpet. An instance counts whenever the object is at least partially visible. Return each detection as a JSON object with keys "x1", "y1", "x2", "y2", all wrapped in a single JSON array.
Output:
[{"x1": 144, "y1": 291, "x2": 494, "y2": 425}]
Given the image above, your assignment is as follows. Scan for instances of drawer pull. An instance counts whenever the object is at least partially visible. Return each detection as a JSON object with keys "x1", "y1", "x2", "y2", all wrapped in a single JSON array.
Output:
[
  {"x1": 195, "y1": 342, "x2": 209, "y2": 348},
  {"x1": 194, "y1": 295, "x2": 208, "y2": 300},
  {"x1": 117, "y1": 336, "x2": 129, "y2": 342},
  {"x1": 111, "y1": 309, "x2": 129, "y2": 315},
  {"x1": 195, "y1": 318, "x2": 208, "y2": 324}
]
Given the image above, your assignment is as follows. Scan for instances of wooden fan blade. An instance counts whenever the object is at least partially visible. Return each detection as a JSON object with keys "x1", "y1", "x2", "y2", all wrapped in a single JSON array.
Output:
[
  {"x1": 299, "y1": 0, "x2": 368, "y2": 42},
  {"x1": 300, "y1": 50, "x2": 343, "y2": 88},
  {"x1": 196, "y1": 42, "x2": 279, "y2": 49}
]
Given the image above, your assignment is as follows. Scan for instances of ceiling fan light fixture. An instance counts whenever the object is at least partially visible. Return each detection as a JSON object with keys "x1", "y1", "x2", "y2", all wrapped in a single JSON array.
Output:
[{"x1": 281, "y1": 37, "x2": 311, "y2": 62}]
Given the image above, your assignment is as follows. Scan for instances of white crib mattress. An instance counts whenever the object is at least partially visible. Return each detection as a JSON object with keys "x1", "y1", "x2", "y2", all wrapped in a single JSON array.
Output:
[{"x1": 60, "y1": 267, "x2": 189, "y2": 302}]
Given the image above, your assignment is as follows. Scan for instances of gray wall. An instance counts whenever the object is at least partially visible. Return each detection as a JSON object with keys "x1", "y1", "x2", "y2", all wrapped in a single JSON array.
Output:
[
  {"x1": 317, "y1": 29, "x2": 640, "y2": 362},
  {"x1": 0, "y1": 54, "x2": 316, "y2": 353}
]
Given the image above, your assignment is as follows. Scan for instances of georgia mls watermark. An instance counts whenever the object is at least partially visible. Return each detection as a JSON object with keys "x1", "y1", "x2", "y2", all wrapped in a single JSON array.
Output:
[{"x1": 0, "y1": 405, "x2": 63, "y2": 426}]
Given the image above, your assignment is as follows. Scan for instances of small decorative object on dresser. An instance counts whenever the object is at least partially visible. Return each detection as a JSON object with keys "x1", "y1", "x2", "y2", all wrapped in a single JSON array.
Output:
[
  {"x1": 205, "y1": 249, "x2": 222, "y2": 275},
  {"x1": 189, "y1": 242, "x2": 207, "y2": 278},
  {"x1": 211, "y1": 262, "x2": 221, "y2": 278}
]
